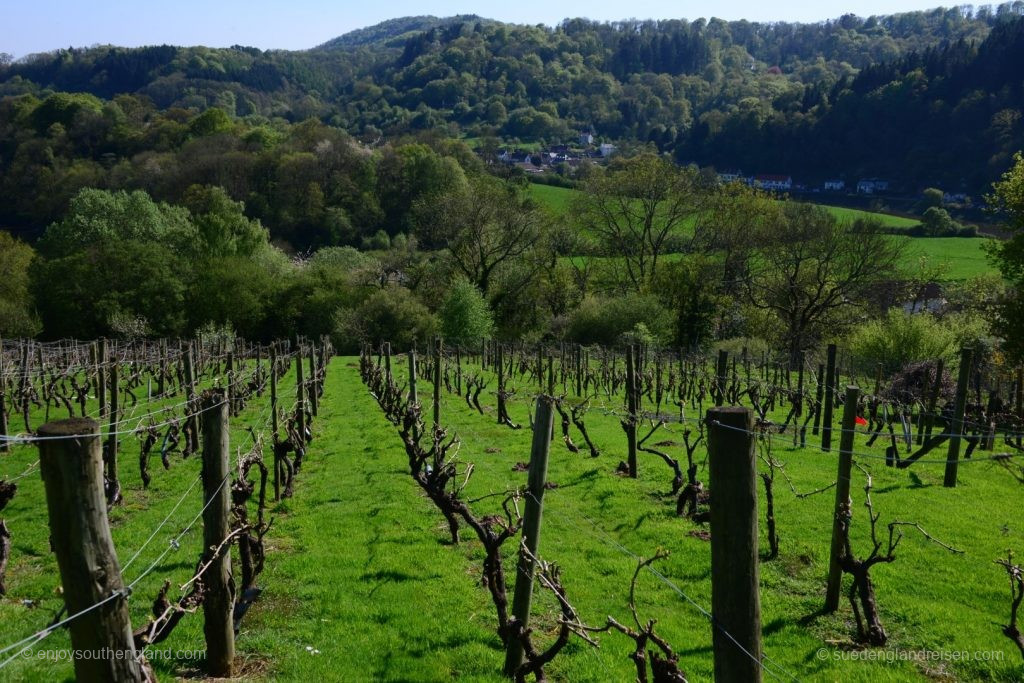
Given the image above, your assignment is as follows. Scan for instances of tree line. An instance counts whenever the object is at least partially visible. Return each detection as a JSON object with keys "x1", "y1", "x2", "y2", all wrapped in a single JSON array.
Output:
[
  {"x1": 2, "y1": 7, "x2": 1022, "y2": 192},
  {"x1": 3, "y1": 148, "x2": 1021, "y2": 374}
]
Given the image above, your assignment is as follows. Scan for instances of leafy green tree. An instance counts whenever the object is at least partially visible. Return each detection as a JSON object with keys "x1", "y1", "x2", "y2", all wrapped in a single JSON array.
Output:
[
  {"x1": 988, "y1": 151, "x2": 1024, "y2": 361},
  {"x1": 920, "y1": 206, "x2": 959, "y2": 236},
  {"x1": 39, "y1": 188, "x2": 193, "y2": 257},
  {"x1": 440, "y1": 278, "x2": 494, "y2": 343},
  {"x1": 0, "y1": 232, "x2": 41, "y2": 337},
  {"x1": 32, "y1": 241, "x2": 187, "y2": 339},
  {"x1": 181, "y1": 184, "x2": 269, "y2": 258},
  {"x1": 921, "y1": 187, "x2": 945, "y2": 209}
]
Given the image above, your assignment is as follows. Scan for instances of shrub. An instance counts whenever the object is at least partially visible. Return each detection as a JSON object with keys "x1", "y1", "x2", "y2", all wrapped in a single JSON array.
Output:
[
  {"x1": 847, "y1": 309, "x2": 958, "y2": 376},
  {"x1": 439, "y1": 279, "x2": 494, "y2": 344},
  {"x1": 334, "y1": 286, "x2": 437, "y2": 353},
  {"x1": 565, "y1": 294, "x2": 672, "y2": 347}
]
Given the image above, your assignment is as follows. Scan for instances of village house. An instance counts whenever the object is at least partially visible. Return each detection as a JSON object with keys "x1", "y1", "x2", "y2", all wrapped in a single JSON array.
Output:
[
  {"x1": 856, "y1": 178, "x2": 890, "y2": 194},
  {"x1": 753, "y1": 174, "x2": 792, "y2": 191},
  {"x1": 718, "y1": 170, "x2": 746, "y2": 184},
  {"x1": 823, "y1": 179, "x2": 845, "y2": 191},
  {"x1": 579, "y1": 131, "x2": 594, "y2": 145},
  {"x1": 599, "y1": 143, "x2": 616, "y2": 157}
]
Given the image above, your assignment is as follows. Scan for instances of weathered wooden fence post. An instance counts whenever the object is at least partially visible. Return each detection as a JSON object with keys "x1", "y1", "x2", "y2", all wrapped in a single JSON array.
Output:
[
  {"x1": 37, "y1": 418, "x2": 147, "y2": 682},
  {"x1": 944, "y1": 347, "x2": 973, "y2": 488},
  {"x1": 707, "y1": 406, "x2": 762, "y2": 683},
  {"x1": 503, "y1": 395, "x2": 555, "y2": 676},
  {"x1": 825, "y1": 385, "x2": 861, "y2": 612},
  {"x1": 201, "y1": 389, "x2": 234, "y2": 676},
  {"x1": 97, "y1": 339, "x2": 107, "y2": 421},
  {"x1": 625, "y1": 345, "x2": 638, "y2": 478},
  {"x1": 270, "y1": 343, "x2": 280, "y2": 501},
  {"x1": 106, "y1": 362, "x2": 120, "y2": 500},
  {"x1": 295, "y1": 340, "x2": 306, "y2": 442},
  {"x1": 308, "y1": 340, "x2": 319, "y2": 417},
  {"x1": 433, "y1": 337, "x2": 442, "y2": 431},
  {"x1": 0, "y1": 337, "x2": 8, "y2": 454},
  {"x1": 716, "y1": 349, "x2": 729, "y2": 406},
  {"x1": 821, "y1": 343, "x2": 837, "y2": 451}
]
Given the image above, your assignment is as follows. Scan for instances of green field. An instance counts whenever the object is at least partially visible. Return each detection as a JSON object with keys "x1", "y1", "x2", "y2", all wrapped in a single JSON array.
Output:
[
  {"x1": 2, "y1": 359, "x2": 1022, "y2": 680},
  {"x1": 530, "y1": 183, "x2": 995, "y2": 281}
]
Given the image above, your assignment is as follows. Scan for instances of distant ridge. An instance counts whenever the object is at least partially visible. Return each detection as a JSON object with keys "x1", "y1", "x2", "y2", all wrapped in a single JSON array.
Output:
[{"x1": 317, "y1": 15, "x2": 484, "y2": 50}]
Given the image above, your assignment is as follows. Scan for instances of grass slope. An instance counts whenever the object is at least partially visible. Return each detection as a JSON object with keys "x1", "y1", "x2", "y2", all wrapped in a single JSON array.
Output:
[
  {"x1": 529, "y1": 183, "x2": 995, "y2": 280},
  {"x1": 3, "y1": 359, "x2": 1022, "y2": 681}
]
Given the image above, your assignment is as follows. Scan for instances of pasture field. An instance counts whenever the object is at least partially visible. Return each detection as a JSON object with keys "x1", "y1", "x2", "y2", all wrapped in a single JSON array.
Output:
[
  {"x1": 530, "y1": 183, "x2": 996, "y2": 281},
  {"x1": 3, "y1": 357, "x2": 1022, "y2": 681}
]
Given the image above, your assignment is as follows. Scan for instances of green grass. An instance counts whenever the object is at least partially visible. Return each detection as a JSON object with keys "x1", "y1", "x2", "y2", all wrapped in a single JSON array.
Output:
[
  {"x1": 900, "y1": 236, "x2": 995, "y2": 280},
  {"x1": 4, "y1": 358, "x2": 1022, "y2": 681},
  {"x1": 530, "y1": 183, "x2": 996, "y2": 281},
  {"x1": 527, "y1": 183, "x2": 919, "y2": 228}
]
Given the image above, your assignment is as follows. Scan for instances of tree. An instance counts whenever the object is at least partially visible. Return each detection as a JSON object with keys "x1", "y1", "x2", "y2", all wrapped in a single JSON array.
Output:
[
  {"x1": 0, "y1": 232, "x2": 41, "y2": 337},
  {"x1": 574, "y1": 154, "x2": 702, "y2": 293},
  {"x1": 921, "y1": 206, "x2": 959, "y2": 236},
  {"x1": 415, "y1": 174, "x2": 544, "y2": 299},
  {"x1": 738, "y1": 206, "x2": 905, "y2": 363},
  {"x1": 39, "y1": 188, "x2": 193, "y2": 258},
  {"x1": 988, "y1": 151, "x2": 1024, "y2": 361},
  {"x1": 31, "y1": 240, "x2": 187, "y2": 339},
  {"x1": 439, "y1": 278, "x2": 494, "y2": 344},
  {"x1": 181, "y1": 184, "x2": 269, "y2": 258}
]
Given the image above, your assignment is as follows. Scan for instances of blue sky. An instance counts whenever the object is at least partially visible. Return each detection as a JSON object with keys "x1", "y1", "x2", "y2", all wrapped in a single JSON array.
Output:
[{"x1": 3, "y1": 0, "x2": 958, "y2": 58}]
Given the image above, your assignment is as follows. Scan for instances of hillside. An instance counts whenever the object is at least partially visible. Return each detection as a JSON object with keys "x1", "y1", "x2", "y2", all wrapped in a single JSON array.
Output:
[{"x1": 2, "y1": 6, "x2": 1023, "y2": 192}]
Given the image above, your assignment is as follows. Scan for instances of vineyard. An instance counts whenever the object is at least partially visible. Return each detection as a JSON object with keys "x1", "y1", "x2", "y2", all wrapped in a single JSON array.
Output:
[{"x1": 1, "y1": 337, "x2": 1023, "y2": 681}]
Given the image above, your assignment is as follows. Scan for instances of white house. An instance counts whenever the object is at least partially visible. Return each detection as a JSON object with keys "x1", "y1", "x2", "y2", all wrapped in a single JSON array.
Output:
[
  {"x1": 718, "y1": 170, "x2": 746, "y2": 184},
  {"x1": 857, "y1": 178, "x2": 890, "y2": 194},
  {"x1": 579, "y1": 131, "x2": 594, "y2": 145},
  {"x1": 823, "y1": 179, "x2": 845, "y2": 191},
  {"x1": 753, "y1": 174, "x2": 792, "y2": 191},
  {"x1": 599, "y1": 143, "x2": 616, "y2": 157}
]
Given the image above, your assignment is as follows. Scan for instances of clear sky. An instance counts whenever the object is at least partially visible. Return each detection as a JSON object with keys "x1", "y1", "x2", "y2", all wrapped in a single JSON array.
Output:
[{"x1": 2, "y1": 0, "x2": 959, "y2": 58}]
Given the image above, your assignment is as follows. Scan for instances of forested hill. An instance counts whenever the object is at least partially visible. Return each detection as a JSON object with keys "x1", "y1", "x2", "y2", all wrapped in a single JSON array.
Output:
[{"x1": 1, "y1": 5, "x2": 1023, "y2": 191}]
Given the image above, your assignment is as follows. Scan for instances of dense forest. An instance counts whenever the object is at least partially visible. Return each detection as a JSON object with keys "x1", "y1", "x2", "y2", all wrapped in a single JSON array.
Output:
[{"x1": 2, "y1": 5, "x2": 1023, "y2": 191}]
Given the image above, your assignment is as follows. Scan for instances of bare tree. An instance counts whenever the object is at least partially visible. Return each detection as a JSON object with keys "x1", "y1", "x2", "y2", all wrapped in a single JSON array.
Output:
[
  {"x1": 416, "y1": 174, "x2": 544, "y2": 299},
  {"x1": 574, "y1": 154, "x2": 703, "y2": 293},
  {"x1": 738, "y1": 206, "x2": 904, "y2": 365}
]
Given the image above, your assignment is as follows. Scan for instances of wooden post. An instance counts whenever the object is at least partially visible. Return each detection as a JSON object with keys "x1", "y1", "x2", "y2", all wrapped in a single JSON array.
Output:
[
  {"x1": 793, "y1": 352, "x2": 805, "y2": 447},
  {"x1": 308, "y1": 340, "x2": 319, "y2": 417},
  {"x1": 201, "y1": 390, "x2": 234, "y2": 676},
  {"x1": 825, "y1": 385, "x2": 861, "y2": 612},
  {"x1": 37, "y1": 418, "x2": 147, "y2": 682},
  {"x1": 433, "y1": 337, "x2": 442, "y2": 431},
  {"x1": 821, "y1": 343, "x2": 837, "y2": 451},
  {"x1": 625, "y1": 346, "x2": 638, "y2": 478},
  {"x1": 270, "y1": 344, "x2": 280, "y2": 501},
  {"x1": 227, "y1": 350, "x2": 237, "y2": 417},
  {"x1": 503, "y1": 396, "x2": 555, "y2": 676},
  {"x1": 106, "y1": 363, "x2": 119, "y2": 498},
  {"x1": 408, "y1": 351, "x2": 418, "y2": 406},
  {"x1": 295, "y1": 341, "x2": 306, "y2": 442},
  {"x1": 921, "y1": 359, "x2": 944, "y2": 445},
  {"x1": 716, "y1": 349, "x2": 728, "y2": 406},
  {"x1": 183, "y1": 342, "x2": 199, "y2": 454},
  {"x1": 0, "y1": 336, "x2": 8, "y2": 454},
  {"x1": 97, "y1": 339, "x2": 107, "y2": 420},
  {"x1": 707, "y1": 406, "x2": 762, "y2": 683},
  {"x1": 944, "y1": 348, "x2": 973, "y2": 488}
]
